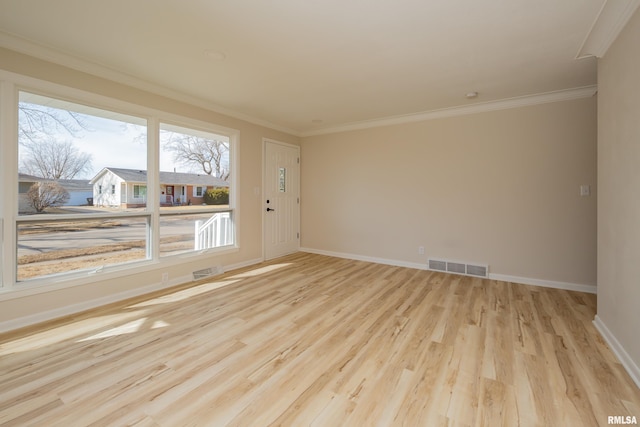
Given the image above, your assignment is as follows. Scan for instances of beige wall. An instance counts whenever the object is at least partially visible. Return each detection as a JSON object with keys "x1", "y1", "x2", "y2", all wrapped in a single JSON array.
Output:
[
  {"x1": 0, "y1": 48, "x2": 299, "y2": 326},
  {"x1": 301, "y1": 97, "x2": 597, "y2": 286},
  {"x1": 597, "y1": 8, "x2": 640, "y2": 375}
]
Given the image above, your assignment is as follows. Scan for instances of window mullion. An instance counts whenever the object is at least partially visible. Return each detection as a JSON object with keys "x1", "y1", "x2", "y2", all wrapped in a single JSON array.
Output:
[
  {"x1": 1, "y1": 80, "x2": 18, "y2": 290},
  {"x1": 147, "y1": 116, "x2": 160, "y2": 261}
]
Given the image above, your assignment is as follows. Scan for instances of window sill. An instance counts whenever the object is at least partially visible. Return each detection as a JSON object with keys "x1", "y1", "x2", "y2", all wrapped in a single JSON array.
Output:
[{"x1": 0, "y1": 245, "x2": 239, "y2": 302}]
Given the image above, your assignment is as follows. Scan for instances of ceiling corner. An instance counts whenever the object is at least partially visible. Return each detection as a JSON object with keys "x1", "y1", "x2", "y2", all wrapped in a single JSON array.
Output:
[{"x1": 577, "y1": 0, "x2": 640, "y2": 59}]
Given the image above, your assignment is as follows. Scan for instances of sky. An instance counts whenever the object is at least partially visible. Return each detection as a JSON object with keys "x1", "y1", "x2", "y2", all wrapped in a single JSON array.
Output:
[{"x1": 18, "y1": 100, "x2": 230, "y2": 180}]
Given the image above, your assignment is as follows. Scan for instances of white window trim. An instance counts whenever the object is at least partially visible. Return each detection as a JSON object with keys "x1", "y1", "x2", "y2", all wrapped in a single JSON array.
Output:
[
  {"x1": 133, "y1": 184, "x2": 147, "y2": 199},
  {"x1": 0, "y1": 69, "x2": 240, "y2": 295},
  {"x1": 193, "y1": 186, "x2": 206, "y2": 197}
]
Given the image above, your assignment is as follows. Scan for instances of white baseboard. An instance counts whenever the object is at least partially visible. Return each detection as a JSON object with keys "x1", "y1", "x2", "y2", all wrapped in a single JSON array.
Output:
[
  {"x1": 489, "y1": 273, "x2": 597, "y2": 294},
  {"x1": 223, "y1": 257, "x2": 264, "y2": 273},
  {"x1": 0, "y1": 258, "x2": 264, "y2": 334},
  {"x1": 593, "y1": 315, "x2": 640, "y2": 389},
  {"x1": 300, "y1": 247, "x2": 597, "y2": 294},
  {"x1": 300, "y1": 247, "x2": 429, "y2": 271}
]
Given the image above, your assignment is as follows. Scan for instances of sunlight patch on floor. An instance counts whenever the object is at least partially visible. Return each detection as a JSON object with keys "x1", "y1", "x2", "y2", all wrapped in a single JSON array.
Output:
[
  {"x1": 229, "y1": 263, "x2": 292, "y2": 278},
  {"x1": 0, "y1": 310, "x2": 148, "y2": 355},
  {"x1": 152, "y1": 320, "x2": 170, "y2": 329},
  {"x1": 78, "y1": 317, "x2": 147, "y2": 342},
  {"x1": 128, "y1": 279, "x2": 242, "y2": 308}
]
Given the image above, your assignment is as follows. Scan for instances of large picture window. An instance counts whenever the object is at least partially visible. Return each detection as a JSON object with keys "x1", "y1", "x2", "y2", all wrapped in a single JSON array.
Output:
[
  {"x1": 3, "y1": 86, "x2": 237, "y2": 288},
  {"x1": 16, "y1": 92, "x2": 148, "y2": 282},
  {"x1": 158, "y1": 123, "x2": 234, "y2": 257}
]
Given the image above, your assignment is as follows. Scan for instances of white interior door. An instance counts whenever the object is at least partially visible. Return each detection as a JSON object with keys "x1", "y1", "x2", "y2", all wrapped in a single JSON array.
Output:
[{"x1": 264, "y1": 140, "x2": 300, "y2": 260}]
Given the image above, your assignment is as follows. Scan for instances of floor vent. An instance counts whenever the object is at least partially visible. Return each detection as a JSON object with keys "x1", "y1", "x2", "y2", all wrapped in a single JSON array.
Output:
[
  {"x1": 447, "y1": 262, "x2": 466, "y2": 274},
  {"x1": 193, "y1": 265, "x2": 223, "y2": 280},
  {"x1": 428, "y1": 259, "x2": 447, "y2": 271},
  {"x1": 428, "y1": 258, "x2": 489, "y2": 278}
]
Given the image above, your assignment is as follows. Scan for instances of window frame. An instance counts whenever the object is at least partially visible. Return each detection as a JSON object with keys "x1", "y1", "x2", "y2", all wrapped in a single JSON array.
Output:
[
  {"x1": 133, "y1": 184, "x2": 147, "y2": 199},
  {"x1": 193, "y1": 186, "x2": 206, "y2": 197},
  {"x1": 158, "y1": 120, "x2": 235, "y2": 258},
  {"x1": 0, "y1": 71, "x2": 239, "y2": 297}
]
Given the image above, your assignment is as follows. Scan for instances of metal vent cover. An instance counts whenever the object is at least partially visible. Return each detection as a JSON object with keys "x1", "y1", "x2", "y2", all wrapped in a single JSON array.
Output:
[
  {"x1": 446, "y1": 262, "x2": 466, "y2": 274},
  {"x1": 193, "y1": 265, "x2": 223, "y2": 280},
  {"x1": 428, "y1": 258, "x2": 489, "y2": 278},
  {"x1": 428, "y1": 259, "x2": 447, "y2": 271},
  {"x1": 466, "y1": 264, "x2": 488, "y2": 277}
]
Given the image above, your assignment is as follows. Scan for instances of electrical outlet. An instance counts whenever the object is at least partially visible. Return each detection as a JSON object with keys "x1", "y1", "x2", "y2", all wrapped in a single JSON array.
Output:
[
  {"x1": 580, "y1": 185, "x2": 591, "y2": 196},
  {"x1": 418, "y1": 246, "x2": 425, "y2": 255},
  {"x1": 162, "y1": 272, "x2": 169, "y2": 283}
]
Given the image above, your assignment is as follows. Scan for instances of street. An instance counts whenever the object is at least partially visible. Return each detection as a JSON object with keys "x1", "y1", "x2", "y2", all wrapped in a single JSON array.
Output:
[{"x1": 18, "y1": 217, "x2": 201, "y2": 256}]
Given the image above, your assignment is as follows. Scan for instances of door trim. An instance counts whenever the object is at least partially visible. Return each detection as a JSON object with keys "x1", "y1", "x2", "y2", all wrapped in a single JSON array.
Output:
[{"x1": 262, "y1": 138, "x2": 300, "y2": 260}]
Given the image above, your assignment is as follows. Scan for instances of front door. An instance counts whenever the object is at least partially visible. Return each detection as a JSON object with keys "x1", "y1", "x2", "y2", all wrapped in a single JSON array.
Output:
[
  {"x1": 166, "y1": 186, "x2": 174, "y2": 204},
  {"x1": 264, "y1": 140, "x2": 300, "y2": 260}
]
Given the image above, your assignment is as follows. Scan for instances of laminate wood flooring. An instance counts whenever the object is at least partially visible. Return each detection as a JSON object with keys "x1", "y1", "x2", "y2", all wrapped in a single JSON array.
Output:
[{"x1": 1, "y1": 252, "x2": 639, "y2": 426}]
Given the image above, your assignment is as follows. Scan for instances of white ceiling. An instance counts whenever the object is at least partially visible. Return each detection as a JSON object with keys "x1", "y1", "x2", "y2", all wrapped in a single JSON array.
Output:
[{"x1": 0, "y1": 0, "x2": 606, "y2": 135}]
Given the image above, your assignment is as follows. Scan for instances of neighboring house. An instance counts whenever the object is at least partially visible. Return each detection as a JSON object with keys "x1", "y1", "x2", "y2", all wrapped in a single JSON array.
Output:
[
  {"x1": 18, "y1": 173, "x2": 93, "y2": 213},
  {"x1": 90, "y1": 167, "x2": 229, "y2": 208},
  {"x1": 18, "y1": 173, "x2": 41, "y2": 213},
  {"x1": 58, "y1": 179, "x2": 94, "y2": 206}
]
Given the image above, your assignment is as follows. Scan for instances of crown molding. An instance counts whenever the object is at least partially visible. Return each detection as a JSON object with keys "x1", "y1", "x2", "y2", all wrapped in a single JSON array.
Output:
[
  {"x1": 301, "y1": 86, "x2": 598, "y2": 137},
  {"x1": 0, "y1": 31, "x2": 599, "y2": 139},
  {"x1": 577, "y1": 0, "x2": 640, "y2": 59},
  {"x1": 0, "y1": 31, "x2": 300, "y2": 136}
]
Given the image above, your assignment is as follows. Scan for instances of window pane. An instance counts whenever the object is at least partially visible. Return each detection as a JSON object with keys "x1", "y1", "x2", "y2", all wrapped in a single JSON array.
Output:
[
  {"x1": 18, "y1": 92, "x2": 147, "y2": 215},
  {"x1": 159, "y1": 123, "x2": 230, "y2": 207},
  {"x1": 17, "y1": 217, "x2": 149, "y2": 281},
  {"x1": 160, "y1": 211, "x2": 234, "y2": 257},
  {"x1": 279, "y1": 167, "x2": 286, "y2": 192},
  {"x1": 158, "y1": 122, "x2": 234, "y2": 258}
]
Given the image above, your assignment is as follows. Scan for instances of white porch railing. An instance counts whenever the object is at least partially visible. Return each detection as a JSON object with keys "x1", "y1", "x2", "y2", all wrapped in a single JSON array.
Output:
[
  {"x1": 194, "y1": 212, "x2": 233, "y2": 250},
  {"x1": 160, "y1": 195, "x2": 174, "y2": 205}
]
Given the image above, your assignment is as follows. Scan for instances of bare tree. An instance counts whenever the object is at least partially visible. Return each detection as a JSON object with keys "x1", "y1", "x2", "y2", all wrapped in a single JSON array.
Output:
[
  {"x1": 26, "y1": 181, "x2": 70, "y2": 213},
  {"x1": 163, "y1": 134, "x2": 230, "y2": 180},
  {"x1": 20, "y1": 138, "x2": 93, "y2": 180},
  {"x1": 19, "y1": 102, "x2": 87, "y2": 145},
  {"x1": 18, "y1": 101, "x2": 93, "y2": 179}
]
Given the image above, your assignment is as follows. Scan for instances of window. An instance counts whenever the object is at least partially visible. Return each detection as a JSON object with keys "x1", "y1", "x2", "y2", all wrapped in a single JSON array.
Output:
[
  {"x1": 15, "y1": 91, "x2": 148, "y2": 282},
  {"x1": 0, "y1": 80, "x2": 238, "y2": 290},
  {"x1": 159, "y1": 123, "x2": 234, "y2": 257},
  {"x1": 194, "y1": 186, "x2": 206, "y2": 197},
  {"x1": 133, "y1": 185, "x2": 147, "y2": 199},
  {"x1": 17, "y1": 217, "x2": 148, "y2": 281},
  {"x1": 279, "y1": 167, "x2": 286, "y2": 192}
]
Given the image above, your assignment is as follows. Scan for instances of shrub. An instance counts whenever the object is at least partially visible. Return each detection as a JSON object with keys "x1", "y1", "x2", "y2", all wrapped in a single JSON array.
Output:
[
  {"x1": 26, "y1": 181, "x2": 70, "y2": 213},
  {"x1": 204, "y1": 187, "x2": 229, "y2": 205}
]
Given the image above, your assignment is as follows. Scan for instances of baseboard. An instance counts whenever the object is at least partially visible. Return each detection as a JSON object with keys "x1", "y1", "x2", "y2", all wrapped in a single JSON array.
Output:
[
  {"x1": 223, "y1": 257, "x2": 264, "y2": 273},
  {"x1": 593, "y1": 315, "x2": 640, "y2": 389},
  {"x1": 489, "y1": 273, "x2": 597, "y2": 294},
  {"x1": 300, "y1": 247, "x2": 429, "y2": 271},
  {"x1": 300, "y1": 247, "x2": 597, "y2": 294},
  {"x1": 0, "y1": 258, "x2": 264, "y2": 334}
]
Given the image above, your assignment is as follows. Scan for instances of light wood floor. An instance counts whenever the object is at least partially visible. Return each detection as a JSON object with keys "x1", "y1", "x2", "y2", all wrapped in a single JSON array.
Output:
[{"x1": 1, "y1": 253, "x2": 639, "y2": 426}]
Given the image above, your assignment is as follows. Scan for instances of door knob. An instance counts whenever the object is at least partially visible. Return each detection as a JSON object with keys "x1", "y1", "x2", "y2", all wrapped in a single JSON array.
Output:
[{"x1": 266, "y1": 207, "x2": 275, "y2": 212}]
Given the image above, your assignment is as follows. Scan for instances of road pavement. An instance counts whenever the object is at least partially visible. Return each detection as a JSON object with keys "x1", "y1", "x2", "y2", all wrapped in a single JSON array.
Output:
[{"x1": 18, "y1": 217, "x2": 200, "y2": 256}]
